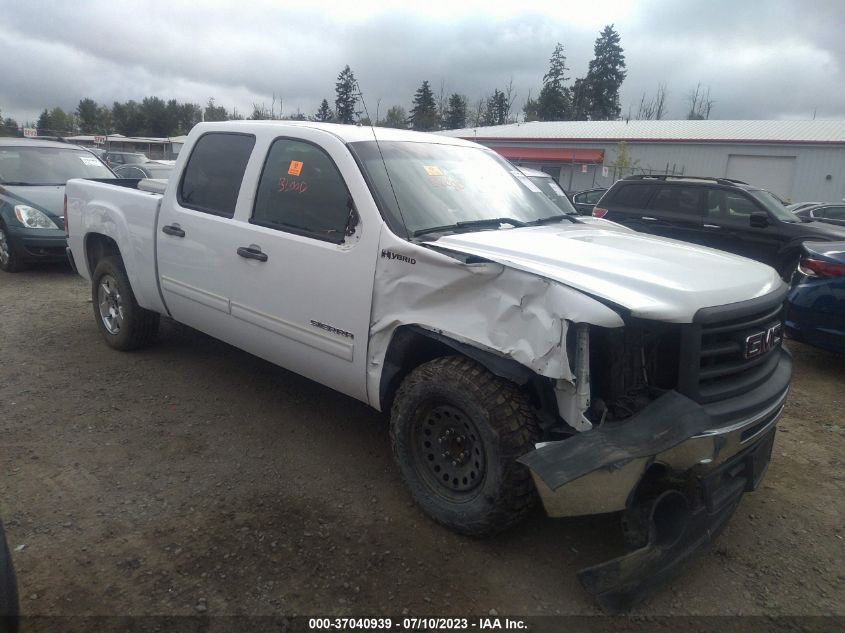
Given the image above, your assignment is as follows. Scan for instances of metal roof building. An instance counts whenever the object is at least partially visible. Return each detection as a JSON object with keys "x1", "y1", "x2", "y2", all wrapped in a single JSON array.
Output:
[{"x1": 439, "y1": 120, "x2": 845, "y2": 202}]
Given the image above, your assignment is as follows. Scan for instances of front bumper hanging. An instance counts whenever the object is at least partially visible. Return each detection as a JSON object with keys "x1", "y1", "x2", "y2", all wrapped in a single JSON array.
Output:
[{"x1": 518, "y1": 350, "x2": 790, "y2": 611}]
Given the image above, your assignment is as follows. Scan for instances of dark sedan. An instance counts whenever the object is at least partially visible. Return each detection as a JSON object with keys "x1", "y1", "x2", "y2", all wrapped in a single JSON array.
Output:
[
  {"x1": 0, "y1": 139, "x2": 114, "y2": 272},
  {"x1": 785, "y1": 242, "x2": 845, "y2": 354},
  {"x1": 570, "y1": 187, "x2": 607, "y2": 215},
  {"x1": 793, "y1": 203, "x2": 845, "y2": 227}
]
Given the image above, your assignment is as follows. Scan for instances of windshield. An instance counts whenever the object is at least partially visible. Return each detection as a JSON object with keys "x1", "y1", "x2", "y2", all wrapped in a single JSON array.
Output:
[
  {"x1": 750, "y1": 189, "x2": 800, "y2": 223},
  {"x1": 526, "y1": 175, "x2": 578, "y2": 214},
  {"x1": 351, "y1": 141, "x2": 565, "y2": 236},
  {"x1": 0, "y1": 147, "x2": 114, "y2": 185}
]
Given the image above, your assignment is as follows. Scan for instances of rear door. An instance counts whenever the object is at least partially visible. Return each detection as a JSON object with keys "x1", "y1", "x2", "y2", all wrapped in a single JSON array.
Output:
[
  {"x1": 602, "y1": 182, "x2": 656, "y2": 229},
  {"x1": 640, "y1": 184, "x2": 706, "y2": 243},
  {"x1": 156, "y1": 131, "x2": 256, "y2": 339}
]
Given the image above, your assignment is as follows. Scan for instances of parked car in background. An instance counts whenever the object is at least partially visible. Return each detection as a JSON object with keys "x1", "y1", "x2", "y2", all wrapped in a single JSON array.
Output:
[
  {"x1": 104, "y1": 151, "x2": 148, "y2": 169},
  {"x1": 793, "y1": 203, "x2": 845, "y2": 227},
  {"x1": 113, "y1": 161, "x2": 174, "y2": 180},
  {"x1": 570, "y1": 187, "x2": 607, "y2": 215},
  {"x1": 519, "y1": 168, "x2": 626, "y2": 230},
  {"x1": 787, "y1": 201, "x2": 824, "y2": 214},
  {"x1": 593, "y1": 175, "x2": 845, "y2": 278},
  {"x1": 0, "y1": 139, "x2": 115, "y2": 272},
  {"x1": 785, "y1": 241, "x2": 845, "y2": 354},
  {"x1": 85, "y1": 147, "x2": 108, "y2": 161}
]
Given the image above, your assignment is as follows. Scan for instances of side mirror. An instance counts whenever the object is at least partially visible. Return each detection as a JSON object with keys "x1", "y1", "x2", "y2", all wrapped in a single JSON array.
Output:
[{"x1": 749, "y1": 211, "x2": 769, "y2": 228}]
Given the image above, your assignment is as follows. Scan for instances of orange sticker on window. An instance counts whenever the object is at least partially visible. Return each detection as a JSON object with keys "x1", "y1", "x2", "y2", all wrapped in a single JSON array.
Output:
[
  {"x1": 288, "y1": 160, "x2": 304, "y2": 176},
  {"x1": 423, "y1": 165, "x2": 443, "y2": 176}
]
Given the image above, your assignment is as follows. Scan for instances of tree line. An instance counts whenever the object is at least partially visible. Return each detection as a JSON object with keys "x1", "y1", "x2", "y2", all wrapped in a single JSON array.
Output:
[{"x1": 0, "y1": 24, "x2": 715, "y2": 139}]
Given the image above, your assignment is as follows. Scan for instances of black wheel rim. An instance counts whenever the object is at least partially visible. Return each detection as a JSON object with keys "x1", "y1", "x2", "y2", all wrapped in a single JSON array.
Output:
[{"x1": 411, "y1": 402, "x2": 487, "y2": 499}]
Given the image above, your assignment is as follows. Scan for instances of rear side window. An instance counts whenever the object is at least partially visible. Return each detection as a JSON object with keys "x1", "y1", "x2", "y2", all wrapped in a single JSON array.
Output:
[
  {"x1": 823, "y1": 206, "x2": 845, "y2": 220},
  {"x1": 608, "y1": 184, "x2": 654, "y2": 208},
  {"x1": 179, "y1": 133, "x2": 255, "y2": 218},
  {"x1": 649, "y1": 186, "x2": 706, "y2": 215},
  {"x1": 251, "y1": 138, "x2": 352, "y2": 243}
]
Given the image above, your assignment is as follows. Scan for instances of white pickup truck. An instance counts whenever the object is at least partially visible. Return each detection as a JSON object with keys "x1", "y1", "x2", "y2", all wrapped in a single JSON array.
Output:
[{"x1": 65, "y1": 122, "x2": 792, "y2": 610}]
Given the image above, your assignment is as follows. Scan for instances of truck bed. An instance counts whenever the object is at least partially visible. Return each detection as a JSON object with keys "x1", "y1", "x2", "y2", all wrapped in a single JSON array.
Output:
[{"x1": 65, "y1": 177, "x2": 167, "y2": 314}]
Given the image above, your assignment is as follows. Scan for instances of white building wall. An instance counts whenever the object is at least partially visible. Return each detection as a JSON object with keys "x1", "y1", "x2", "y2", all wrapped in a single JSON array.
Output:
[{"x1": 485, "y1": 139, "x2": 845, "y2": 203}]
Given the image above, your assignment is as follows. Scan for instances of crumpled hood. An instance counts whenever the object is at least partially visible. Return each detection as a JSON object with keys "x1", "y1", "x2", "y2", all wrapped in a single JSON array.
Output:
[
  {"x1": 433, "y1": 223, "x2": 784, "y2": 322},
  {"x1": 1, "y1": 185, "x2": 64, "y2": 218}
]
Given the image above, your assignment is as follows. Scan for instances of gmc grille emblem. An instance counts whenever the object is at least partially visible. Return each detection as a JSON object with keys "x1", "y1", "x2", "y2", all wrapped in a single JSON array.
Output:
[{"x1": 744, "y1": 323, "x2": 783, "y2": 359}]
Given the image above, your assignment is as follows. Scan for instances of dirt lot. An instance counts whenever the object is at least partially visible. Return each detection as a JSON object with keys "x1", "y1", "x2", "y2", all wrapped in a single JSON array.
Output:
[{"x1": 1, "y1": 264, "x2": 843, "y2": 624}]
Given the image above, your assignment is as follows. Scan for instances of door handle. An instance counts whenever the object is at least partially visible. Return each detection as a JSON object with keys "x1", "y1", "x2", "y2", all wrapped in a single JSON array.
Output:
[
  {"x1": 640, "y1": 216, "x2": 658, "y2": 222},
  {"x1": 161, "y1": 224, "x2": 185, "y2": 237},
  {"x1": 703, "y1": 224, "x2": 721, "y2": 230},
  {"x1": 237, "y1": 246, "x2": 268, "y2": 262}
]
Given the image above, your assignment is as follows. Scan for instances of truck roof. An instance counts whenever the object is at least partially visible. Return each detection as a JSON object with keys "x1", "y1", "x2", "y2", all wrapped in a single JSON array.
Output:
[{"x1": 191, "y1": 120, "x2": 481, "y2": 147}]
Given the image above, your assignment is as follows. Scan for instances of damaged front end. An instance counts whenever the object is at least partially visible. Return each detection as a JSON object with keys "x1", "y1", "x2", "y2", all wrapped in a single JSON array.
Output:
[{"x1": 519, "y1": 291, "x2": 792, "y2": 611}]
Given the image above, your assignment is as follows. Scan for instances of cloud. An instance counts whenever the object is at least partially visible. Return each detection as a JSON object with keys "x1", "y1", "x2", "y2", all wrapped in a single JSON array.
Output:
[{"x1": 0, "y1": 0, "x2": 843, "y2": 124}]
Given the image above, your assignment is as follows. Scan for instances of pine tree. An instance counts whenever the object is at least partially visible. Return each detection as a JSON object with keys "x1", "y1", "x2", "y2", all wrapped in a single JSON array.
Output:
[
  {"x1": 409, "y1": 80, "x2": 438, "y2": 131},
  {"x1": 76, "y1": 98, "x2": 100, "y2": 133},
  {"x1": 536, "y1": 43, "x2": 571, "y2": 121},
  {"x1": 315, "y1": 99, "x2": 334, "y2": 122},
  {"x1": 335, "y1": 65, "x2": 360, "y2": 124},
  {"x1": 443, "y1": 93, "x2": 468, "y2": 129},
  {"x1": 485, "y1": 90, "x2": 508, "y2": 126},
  {"x1": 582, "y1": 25, "x2": 627, "y2": 120}
]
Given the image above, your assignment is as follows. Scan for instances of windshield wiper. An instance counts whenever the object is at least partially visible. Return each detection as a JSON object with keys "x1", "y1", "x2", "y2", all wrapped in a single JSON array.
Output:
[
  {"x1": 529, "y1": 214, "x2": 579, "y2": 225},
  {"x1": 413, "y1": 217, "x2": 527, "y2": 238}
]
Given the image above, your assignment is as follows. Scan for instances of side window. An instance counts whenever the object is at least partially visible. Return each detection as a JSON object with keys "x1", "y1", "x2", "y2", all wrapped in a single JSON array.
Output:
[
  {"x1": 179, "y1": 133, "x2": 255, "y2": 218},
  {"x1": 824, "y1": 206, "x2": 845, "y2": 220},
  {"x1": 706, "y1": 189, "x2": 724, "y2": 216},
  {"x1": 609, "y1": 184, "x2": 654, "y2": 208},
  {"x1": 585, "y1": 190, "x2": 604, "y2": 204},
  {"x1": 724, "y1": 192, "x2": 761, "y2": 218},
  {"x1": 649, "y1": 186, "x2": 705, "y2": 215},
  {"x1": 252, "y1": 138, "x2": 352, "y2": 244}
]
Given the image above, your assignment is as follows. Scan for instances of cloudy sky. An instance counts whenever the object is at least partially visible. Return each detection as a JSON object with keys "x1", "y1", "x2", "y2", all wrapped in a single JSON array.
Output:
[{"x1": 1, "y1": 0, "x2": 844, "y2": 125}]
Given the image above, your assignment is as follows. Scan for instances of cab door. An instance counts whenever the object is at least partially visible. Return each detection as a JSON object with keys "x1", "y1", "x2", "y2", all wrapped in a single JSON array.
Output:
[
  {"x1": 704, "y1": 189, "x2": 784, "y2": 266},
  {"x1": 156, "y1": 132, "x2": 256, "y2": 339},
  {"x1": 224, "y1": 131, "x2": 380, "y2": 402}
]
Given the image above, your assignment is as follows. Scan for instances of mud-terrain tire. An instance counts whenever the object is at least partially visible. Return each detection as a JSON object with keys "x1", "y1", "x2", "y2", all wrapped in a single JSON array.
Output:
[
  {"x1": 390, "y1": 356, "x2": 539, "y2": 537},
  {"x1": 91, "y1": 256, "x2": 159, "y2": 350}
]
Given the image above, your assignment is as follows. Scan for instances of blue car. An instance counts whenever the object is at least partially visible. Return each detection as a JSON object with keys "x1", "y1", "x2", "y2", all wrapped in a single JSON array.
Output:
[
  {"x1": 0, "y1": 138, "x2": 114, "y2": 272},
  {"x1": 785, "y1": 241, "x2": 845, "y2": 354}
]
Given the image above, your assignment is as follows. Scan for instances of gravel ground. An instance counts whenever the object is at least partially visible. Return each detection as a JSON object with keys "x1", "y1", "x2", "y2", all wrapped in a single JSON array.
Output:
[{"x1": 0, "y1": 263, "x2": 843, "y2": 626}]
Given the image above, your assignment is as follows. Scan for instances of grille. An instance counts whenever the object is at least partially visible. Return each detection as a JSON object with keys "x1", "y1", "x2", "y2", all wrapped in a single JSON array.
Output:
[{"x1": 679, "y1": 290, "x2": 787, "y2": 404}]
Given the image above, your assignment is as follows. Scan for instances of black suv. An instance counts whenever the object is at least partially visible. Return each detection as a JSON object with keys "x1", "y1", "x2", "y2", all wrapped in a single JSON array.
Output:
[{"x1": 594, "y1": 175, "x2": 845, "y2": 278}]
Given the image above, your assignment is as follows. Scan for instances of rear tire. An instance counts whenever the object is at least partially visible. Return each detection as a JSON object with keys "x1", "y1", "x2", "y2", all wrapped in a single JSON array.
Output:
[
  {"x1": 390, "y1": 356, "x2": 539, "y2": 537},
  {"x1": 91, "y1": 256, "x2": 159, "y2": 350}
]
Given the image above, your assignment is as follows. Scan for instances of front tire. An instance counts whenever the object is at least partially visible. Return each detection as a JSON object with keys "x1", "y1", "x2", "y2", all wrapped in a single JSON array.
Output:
[
  {"x1": 390, "y1": 356, "x2": 539, "y2": 537},
  {"x1": 0, "y1": 221, "x2": 27, "y2": 273},
  {"x1": 91, "y1": 256, "x2": 160, "y2": 350}
]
